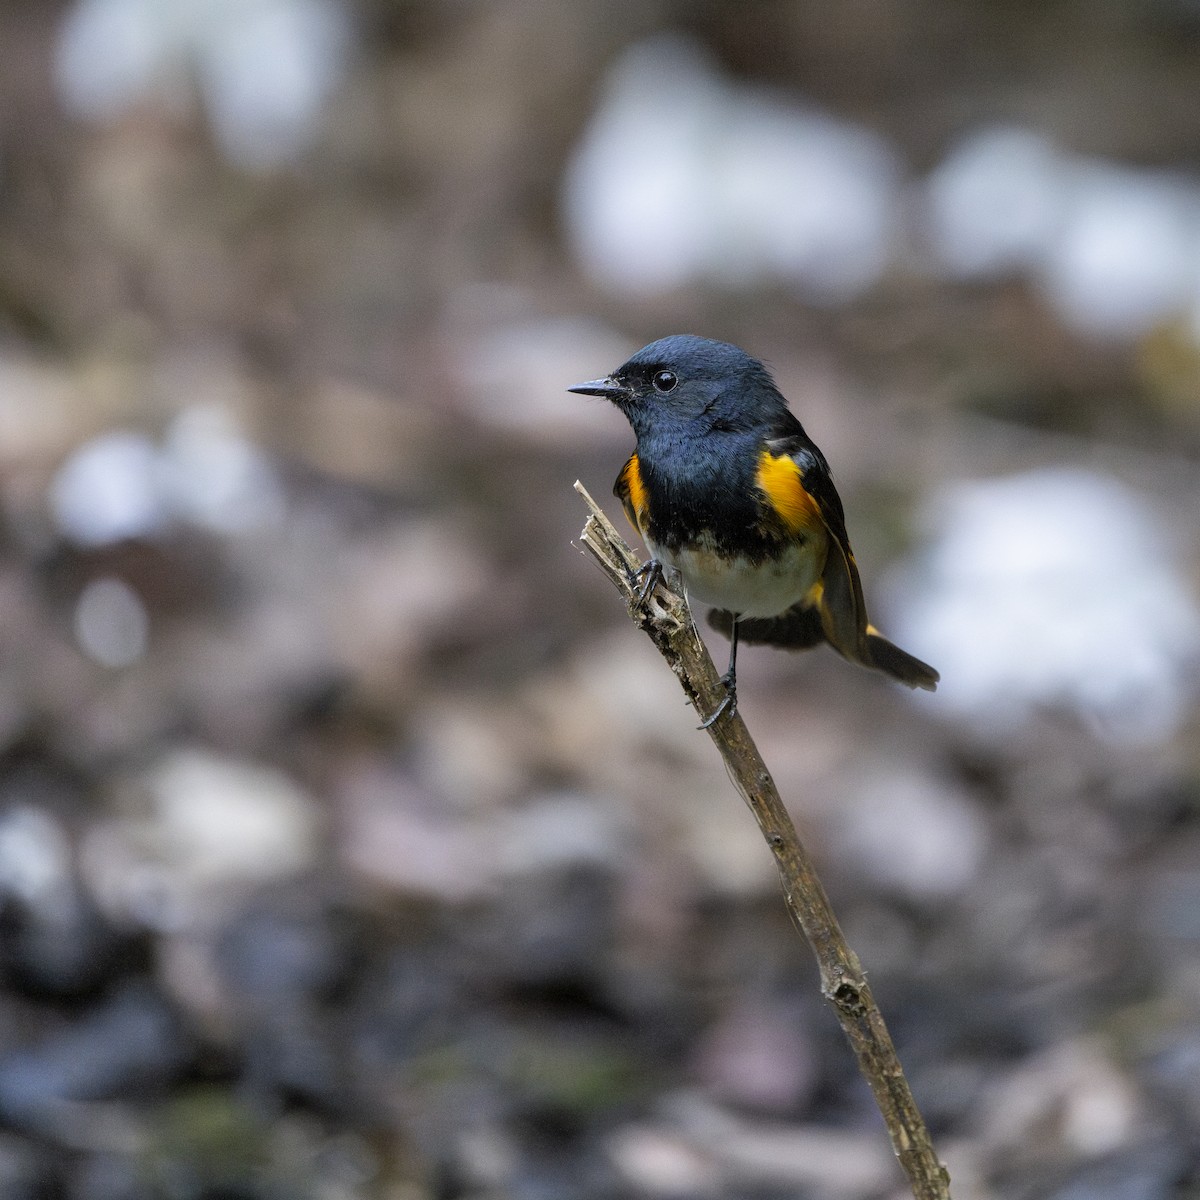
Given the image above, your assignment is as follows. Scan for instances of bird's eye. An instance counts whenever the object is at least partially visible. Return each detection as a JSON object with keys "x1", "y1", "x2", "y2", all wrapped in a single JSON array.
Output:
[{"x1": 652, "y1": 370, "x2": 678, "y2": 393}]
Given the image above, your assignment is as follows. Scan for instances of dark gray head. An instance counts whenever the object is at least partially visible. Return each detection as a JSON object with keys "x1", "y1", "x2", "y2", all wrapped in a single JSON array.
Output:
[{"x1": 568, "y1": 335, "x2": 789, "y2": 437}]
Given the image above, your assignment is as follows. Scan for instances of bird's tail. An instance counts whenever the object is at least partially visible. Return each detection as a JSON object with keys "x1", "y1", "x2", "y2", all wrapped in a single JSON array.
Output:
[
  {"x1": 707, "y1": 603, "x2": 826, "y2": 650},
  {"x1": 707, "y1": 605, "x2": 938, "y2": 692},
  {"x1": 862, "y1": 625, "x2": 939, "y2": 692}
]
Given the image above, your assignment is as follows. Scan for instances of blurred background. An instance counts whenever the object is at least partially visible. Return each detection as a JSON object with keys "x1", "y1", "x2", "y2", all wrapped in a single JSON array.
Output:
[{"x1": 1, "y1": 1, "x2": 1199, "y2": 1197}]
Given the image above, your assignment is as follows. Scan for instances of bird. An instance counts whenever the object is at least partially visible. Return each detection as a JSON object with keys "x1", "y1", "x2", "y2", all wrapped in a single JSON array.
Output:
[{"x1": 569, "y1": 334, "x2": 938, "y2": 726}]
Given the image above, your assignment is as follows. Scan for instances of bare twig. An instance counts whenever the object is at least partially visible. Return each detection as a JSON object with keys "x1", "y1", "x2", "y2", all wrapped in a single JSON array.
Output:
[{"x1": 575, "y1": 480, "x2": 951, "y2": 1200}]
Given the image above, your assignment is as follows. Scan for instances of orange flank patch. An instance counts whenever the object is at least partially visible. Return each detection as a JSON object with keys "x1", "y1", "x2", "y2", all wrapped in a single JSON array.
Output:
[
  {"x1": 755, "y1": 450, "x2": 822, "y2": 536},
  {"x1": 616, "y1": 454, "x2": 650, "y2": 534}
]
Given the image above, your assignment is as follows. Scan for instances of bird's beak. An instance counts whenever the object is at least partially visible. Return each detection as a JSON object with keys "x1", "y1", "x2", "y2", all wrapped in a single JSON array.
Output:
[{"x1": 567, "y1": 376, "x2": 629, "y2": 400}]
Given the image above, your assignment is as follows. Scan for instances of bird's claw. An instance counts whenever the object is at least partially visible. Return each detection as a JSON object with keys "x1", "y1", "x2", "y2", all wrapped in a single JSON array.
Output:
[
  {"x1": 698, "y1": 672, "x2": 738, "y2": 729},
  {"x1": 630, "y1": 559, "x2": 663, "y2": 610}
]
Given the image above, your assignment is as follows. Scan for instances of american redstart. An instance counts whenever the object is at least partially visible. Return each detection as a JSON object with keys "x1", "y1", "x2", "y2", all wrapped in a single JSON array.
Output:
[{"x1": 570, "y1": 335, "x2": 938, "y2": 727}]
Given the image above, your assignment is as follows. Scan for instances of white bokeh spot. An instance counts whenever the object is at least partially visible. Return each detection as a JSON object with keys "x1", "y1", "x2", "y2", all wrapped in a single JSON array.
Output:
[{"x1": 887, "y1": 468, "x2": 1200, "y2": 744}]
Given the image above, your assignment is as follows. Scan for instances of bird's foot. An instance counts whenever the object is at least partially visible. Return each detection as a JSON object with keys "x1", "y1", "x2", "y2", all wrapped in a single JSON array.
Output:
[
  {"x1": 698, "y1": 672, "x2": 738, "y2": 729},
  {"x1": 629, "y1": 559, "x2": 663, "y2": 610}
]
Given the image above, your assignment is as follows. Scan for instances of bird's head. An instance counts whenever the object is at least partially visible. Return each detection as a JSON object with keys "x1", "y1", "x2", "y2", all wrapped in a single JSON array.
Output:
[{"x1": 568, "y1": 335, "x2": 786, "y2": 437}]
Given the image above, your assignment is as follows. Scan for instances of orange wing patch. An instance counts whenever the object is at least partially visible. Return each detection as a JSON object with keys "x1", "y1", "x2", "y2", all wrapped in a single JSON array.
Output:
[
  {"x1": 615, "y1": 453, "x2": 650, "y2": 535},
  {"x1": 755, "y1": 449, "x2": 822, "y2": 536}
]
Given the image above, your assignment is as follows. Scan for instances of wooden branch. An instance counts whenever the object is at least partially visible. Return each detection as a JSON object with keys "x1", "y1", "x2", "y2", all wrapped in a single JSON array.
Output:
[{"x1": 575, "y1": 480, "x2": 951, "y2": 1200}]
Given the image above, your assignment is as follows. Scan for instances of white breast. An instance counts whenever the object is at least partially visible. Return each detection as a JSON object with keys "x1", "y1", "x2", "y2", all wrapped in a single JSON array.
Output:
[{"x1": 648, "y1": 534, "x2": 823, "y2": 619}]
